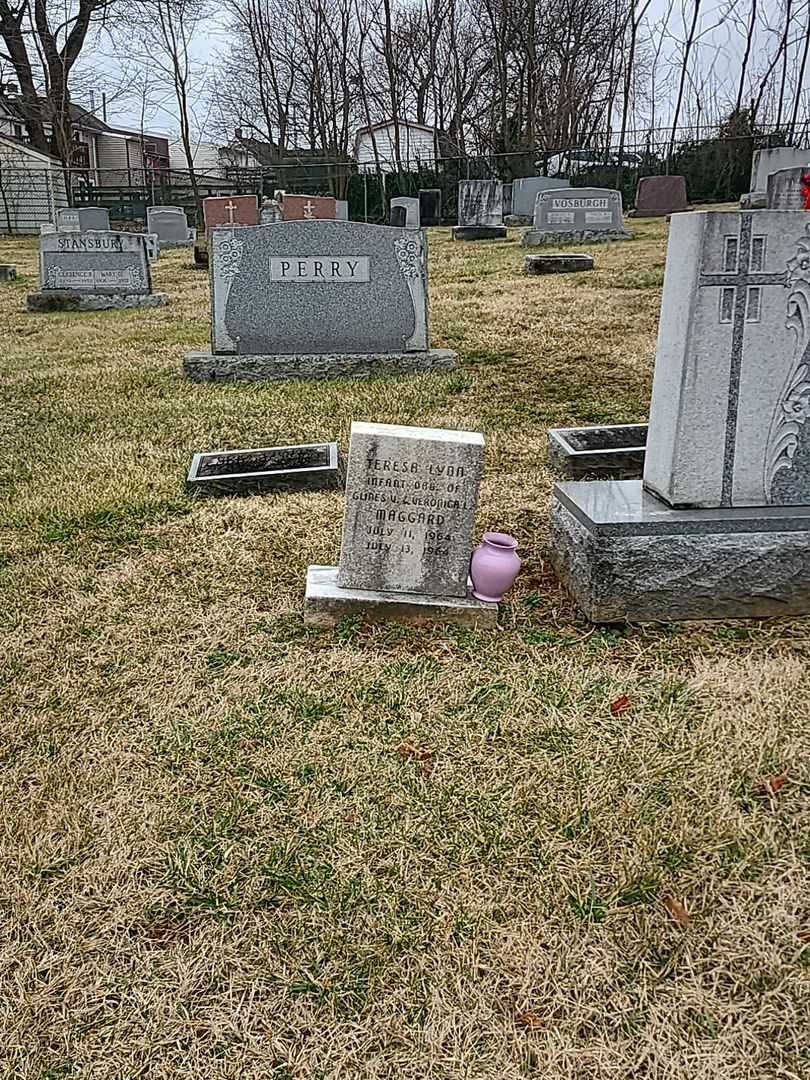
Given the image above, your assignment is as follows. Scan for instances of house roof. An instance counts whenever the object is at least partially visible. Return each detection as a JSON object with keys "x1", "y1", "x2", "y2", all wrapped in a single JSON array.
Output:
[
  {"x1": 0, "y1": 93, "x2": 111, "y2": 132},
  {"x1": 0, "y1": 132, "x2": 63, "y2": 165},
  {"x1": 355, "y1": 119, "x2": 437, "y2": 137}
]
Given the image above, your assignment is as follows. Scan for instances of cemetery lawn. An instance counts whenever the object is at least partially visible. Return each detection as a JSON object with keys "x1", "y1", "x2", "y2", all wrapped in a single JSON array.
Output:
[{"x1": 2, "y1": 220, "x2": 809, "y2": 1080}]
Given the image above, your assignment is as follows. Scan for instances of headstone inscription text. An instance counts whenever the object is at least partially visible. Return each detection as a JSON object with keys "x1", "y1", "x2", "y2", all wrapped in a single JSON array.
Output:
[
  {"x1": 269, "y1": 256, "x2": 370, "y2": 282},
  {"x1": 40, "y1": 231, "x2": 151, "y2": 295},
  {"x1": 338, "y1": 422, "x2": 484, "y2": 597}
]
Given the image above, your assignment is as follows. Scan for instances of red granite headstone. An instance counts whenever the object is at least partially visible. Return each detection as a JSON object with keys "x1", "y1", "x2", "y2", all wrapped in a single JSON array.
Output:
[
  {"x1": 202, "y1": 195, "x2": 259, "y2": 231},
  {"x1": 281, "y1": 194, "x2": 337, "y2": 221},
  {"x1": 634, "y1": 175, "x2": 688, "y2": 217}
]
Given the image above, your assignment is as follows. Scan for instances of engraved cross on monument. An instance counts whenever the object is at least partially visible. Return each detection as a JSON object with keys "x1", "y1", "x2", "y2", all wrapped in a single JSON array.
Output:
[
  {"x1": 696, "y1": 212, "x2": 788, "y2": 505},
  {"x1": 224, "y1": 200, "x2": 237, "y2": 224}
]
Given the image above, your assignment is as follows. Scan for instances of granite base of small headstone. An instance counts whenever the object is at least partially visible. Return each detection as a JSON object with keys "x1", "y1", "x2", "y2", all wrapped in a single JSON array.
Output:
[
  {"x1": 547, "y1": 424, "x2": 647, "y2": 478},
  {"x1": 524, "y1": 253, "x2": 593, "y2": 274},
  {"x1": 304, "y1": 421, "x2": 497, "y2": 628},
  {"x1": 522, "y1": 188, "x2": 631, "y2": 247},
  {"x1": 187, "y1": 442, "x2": 342, "y2": 495},
  {"x1": 0, "y1": 264, "x2": 17, "y2": 282},
  {"x1": 632, "y1": 175, "x2": 688, "y2": 217},
  {"x1": 453, "y1": 180, "x2": 507, "y2": 240},
  {"x1": 390, "y1": 197, "x2": 420, "y2": 228},
  {"x1": 184, "y1": 220, "x2": 456, "y2": 382},
  {"x1": 419, "y1": 189, "x2": 442, "y2": 226},
  {"x1": 550, "y1": 209, "x2": 810, "y2": 621},
  {"x1": 27, "y1": 232, "x2": 167, "y2": 312}
]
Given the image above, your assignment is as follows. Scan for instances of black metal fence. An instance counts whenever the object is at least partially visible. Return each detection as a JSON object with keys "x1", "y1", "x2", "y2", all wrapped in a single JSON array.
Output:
[{"x1": 0, "y1": 123, "x2": 804, "y2": 233}]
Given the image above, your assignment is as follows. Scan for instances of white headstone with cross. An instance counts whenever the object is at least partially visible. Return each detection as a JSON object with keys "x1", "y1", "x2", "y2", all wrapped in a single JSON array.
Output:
[{"x1": 644, "y1": 210, "x2": 810, "y2": 508}]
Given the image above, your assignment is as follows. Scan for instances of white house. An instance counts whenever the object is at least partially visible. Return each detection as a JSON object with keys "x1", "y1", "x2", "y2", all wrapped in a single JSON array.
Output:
[
  {"x1": 0, "y1": 135, "x2": 68, "y2": 233},
  {"x1": 354, "y1": 120, "x2": 438, "y2": 171},
  {"x1": 168, "y1": 138, "x2": 262, "y2": 180}
]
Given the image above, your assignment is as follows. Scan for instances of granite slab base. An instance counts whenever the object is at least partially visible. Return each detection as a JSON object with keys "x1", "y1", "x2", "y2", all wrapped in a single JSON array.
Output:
[
  {"x1": 548, "y1": 424, "x2": 647, "y2": 478},
  {"x1": 304, "y1": 566, "x2": 498, "y2": 628},
  {"x1": 525, "y1": 254, "x2": 594, "y2": 275},
  {"x1": 26, "y1": 291, "x2": 168, "y2": 312},
  {"x1": 183, "y1": 349, "x2": 458, "y2": 383},
  {"x1": 521, "y1": 228, "x2": 632, "y2": 247},
  {"x1": 452, "y1": 225, "x2": 508, "y2": 241},
  {"x1": 550, "y1": 480, "x2": 810, "y2": 622},
  {"x1": 504, "y1": 215, "x2": 532, "y2": 227}
]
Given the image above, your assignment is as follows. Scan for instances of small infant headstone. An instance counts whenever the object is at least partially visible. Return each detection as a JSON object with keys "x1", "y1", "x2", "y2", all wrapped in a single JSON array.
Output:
[
  {"x1": 187, "y1": 442, "x2": 341, "y2": 495},
  {"x1": 634, "y1": 175, "x2": 688, "y2": 217},
  {"x1": 28, "y1": 231, "x2": 167, "y2": 312},
  {"x1": 304, "y1": 421, "x2": 497, "y2": 627},
  {"x1": 522, "y1": 188, "x2": 631, "y2": 246}
]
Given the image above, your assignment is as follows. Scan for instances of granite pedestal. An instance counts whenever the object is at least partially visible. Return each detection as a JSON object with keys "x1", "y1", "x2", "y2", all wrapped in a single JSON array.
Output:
[
  {"x1": 27, "y1": 290, "x2": 168, "y2": 312},
  {"x1": 522, "y1": 227, "x2": 630, "y2": 247},
  {"x1": 184, "y1": 349, "x2": 457, "y2": 382},
  {"x1": 548, "y1": 424, "x2": 647, "y2": 478},
  {"x1": 452, "y1": 225, "x2": 508, "y2": 241},
  {"x1": 551, "y1": 480, "x2": 810, "y2": 621},
  {"x1": 304, "y1": 566, "x2": 498, "y2": 628},
  {"x1": 524, "y1": 254, "x2": 593, "y2": 274}
]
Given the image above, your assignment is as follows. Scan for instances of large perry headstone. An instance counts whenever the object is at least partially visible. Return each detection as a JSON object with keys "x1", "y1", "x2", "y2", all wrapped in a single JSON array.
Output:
[
  {"x1": 147, "y1": 205, "x2": 193, "y2": 247},
  {"x1": 28, "y1": 231, "x2": 167, "y2": 311},
  {"x1": 766, "y1": 167, "x2": 810, "y2": 209},
  {"x1": 453, "y1": 180, "x2": 507, "y2": 240},
  {"x1": 282, "y1": 194, "x2": 337, "y2": 221},
  {"x1": 549, "y1": 208, "x2": 810, "y2": 622},
  {"x1": 56, "y1": 207, "x2": 110, "y2": 233},
  {"x1": 510, "y1": 176, "x2": 571, "y2": 219},
  {"x1": 634, "y1": 175, "x2": 688, "y2": 217},
  {"x1": 522, "y1": 188, "x2": 631, "y2": 247},
  {"x1": 304, "y1": 421, "x2": 496, "y2": 627},
  {"x1": 184, "y1": 220, "x2": 457, "y2": 381}
]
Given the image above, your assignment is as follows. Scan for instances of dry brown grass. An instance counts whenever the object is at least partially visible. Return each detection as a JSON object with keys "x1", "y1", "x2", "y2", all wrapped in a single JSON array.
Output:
[{"x1": 1, "y1": 221, "x2": 809, "y2": 1080}]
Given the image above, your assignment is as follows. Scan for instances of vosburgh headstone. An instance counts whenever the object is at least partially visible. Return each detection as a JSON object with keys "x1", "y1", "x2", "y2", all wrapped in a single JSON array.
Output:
[{"x1": 522, "y1": 188, "x2": 631, "y2": 247}]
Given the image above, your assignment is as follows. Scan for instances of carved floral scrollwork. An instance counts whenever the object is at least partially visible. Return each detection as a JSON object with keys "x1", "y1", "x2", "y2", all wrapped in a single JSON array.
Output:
[
  {"x1": 217, "y1": 233, "x2": 245, "y2": 281},
  {"x1": 765, "y1": 222, "x2": 810, "y2": 498},
  {"x1": 393, "y1": 234, "x2": 427, "y2": 350}
]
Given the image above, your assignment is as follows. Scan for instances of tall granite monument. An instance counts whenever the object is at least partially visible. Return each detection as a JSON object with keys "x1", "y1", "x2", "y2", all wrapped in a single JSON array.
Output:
[
  {"x1": 304, "y1": 422, "x2": 496, "y2": 627},
  {"x1": 550, "y1": 209, "x2": 810, "y2": 620},
  {"x1": 184, "y1": 220, "x2": 457, "y2": 381}
]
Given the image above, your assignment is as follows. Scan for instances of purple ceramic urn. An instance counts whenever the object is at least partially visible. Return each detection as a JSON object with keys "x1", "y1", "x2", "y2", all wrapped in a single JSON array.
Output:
[{"x1": 469, "y1": 532, "x2": 521, "y2": 602}]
